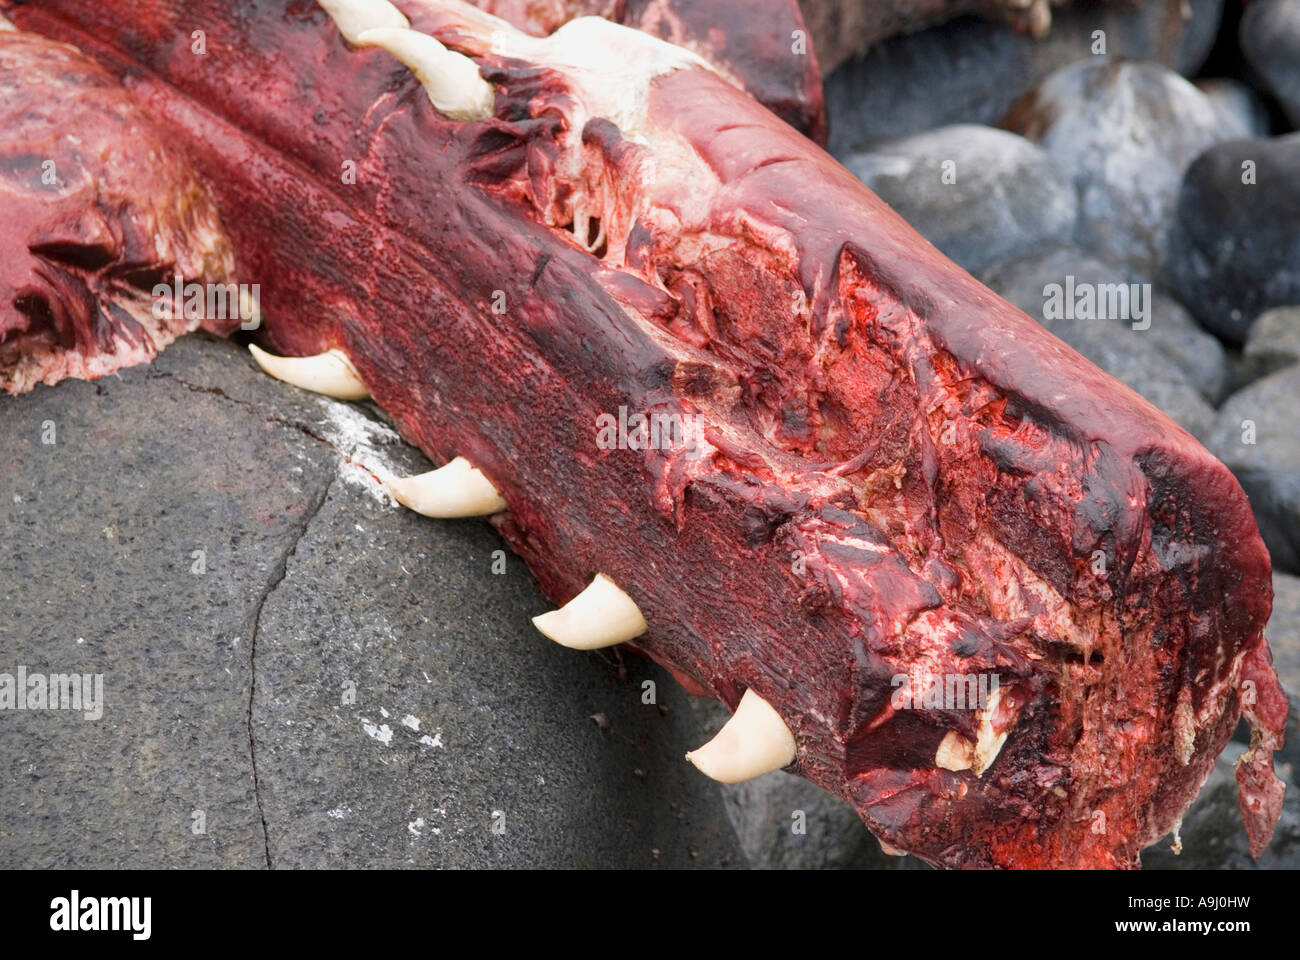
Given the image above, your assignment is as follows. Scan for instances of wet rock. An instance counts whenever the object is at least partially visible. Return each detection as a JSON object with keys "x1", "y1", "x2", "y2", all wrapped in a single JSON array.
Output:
[
  {"x1": 251, "y1": 457, "x2": 742, "y2": 869},
  {"x1": 0, "y1": 336, "x2": 331, "y2": 868},
  {"x1": 1165, "y1": 134, "x2": 1300, "y2": 343},
  {"x1": 980, "y1": 246, "x2": 1223, "y2": 433},
  {"x1": 1207, "y1": 366, "x2": 1300, "y2": 575},
  {"x1": 1237, "y1": 306, "x2": 1300, "y2": 387},
  {"x1": 825, "y1": 0, "x2": 1223, "y2": 154},
  {"x1": 1240, "y1": 0, "x2": 1300, "y2": 127},
  {"x1": 1196, "y1": 77, "x2": 1274, "y2": 138},
  {"x1": 1140, "y1": 743, "x2": 1300, "y2": 869},
  {"x1": 843, "y1": 125, "x2": 1076, "y2": 274},
  {"x1": 0, "y1": 334, "x2": 745, "y2": 868},
  {"x1": 1005, "y1": 58, "x2": 1239, "y2": 280}
]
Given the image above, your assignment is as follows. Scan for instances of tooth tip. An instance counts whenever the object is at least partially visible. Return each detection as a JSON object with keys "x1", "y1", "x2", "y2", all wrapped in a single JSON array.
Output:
[
  {"x1": 685, "y1": 689, "x2": 796, "y2": 784},
  {"x1": 387, "y1": 458, "x2": 506, "y2": 518},
  {"x1": 352, "y1": 23, "x2": 494, "y2": 122},
  {"x1": 531, "y1": 574, "x2": 647, "y2": 650},
  {"x1": 354, "y1": 26, "x2": 400, "y2": 44},
  {"x1": 319, "y1": 0, "x2": 410, "y2": 45},
  {"x1": 247, "y1": 344, "x2": 369, "y2": 400}
]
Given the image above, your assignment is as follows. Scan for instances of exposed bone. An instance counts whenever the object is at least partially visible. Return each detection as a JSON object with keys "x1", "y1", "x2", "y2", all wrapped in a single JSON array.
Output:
[
  {"x1": 879, "y1": 839, "x2": 907, "y2": 856},
  {"x1": 685, "y1": 688, "x2": 797, "y2": 783},
  {"x1": 355, "y1": 27, "x2": 494, "y2": 122},
  {"x1": 317, "y1": 0, "x2": 409, "y2": 45},
  {"x1": 935, "y1": 730, "x2": 975, "y2": 772},
  {"x1": 531, "y1": 573, "x2": 648, "y2": 650},
  {"x1": 386, "y1": 456, "x2": 506, "y2": 518},
  {"x1": 247, "y1": 343, "x2": 369, "y2": 400}
]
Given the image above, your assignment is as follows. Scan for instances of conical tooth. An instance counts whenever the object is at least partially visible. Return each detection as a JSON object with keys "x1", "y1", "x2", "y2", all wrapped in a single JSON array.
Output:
[
  {"x1": 386, "y1": 457, "x2": 506, "y2": 518},
  {"x1": 531, "y1": 573, "x2": 647, "y2": 650},
  {"x1": 247, "y1": 343, "x2": 369, "y2": 400},
  {"x1": 685, "y1": 689, "x2": 796, "y2": 784},
  {"x1": 355, "y1": 27, "x2": 494, "y2": 122},
  {"x1": 317, "y1": 0, "x2": 409, "y2": 45}
]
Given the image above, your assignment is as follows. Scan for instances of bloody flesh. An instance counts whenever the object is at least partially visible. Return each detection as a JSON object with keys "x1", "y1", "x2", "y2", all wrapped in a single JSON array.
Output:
[
  {"x1": 1, "y1": 0, "x2": 1286, "y2": 868},
  {"x1": 0, "y1": 29, "x2": 235, "y2": 393}
]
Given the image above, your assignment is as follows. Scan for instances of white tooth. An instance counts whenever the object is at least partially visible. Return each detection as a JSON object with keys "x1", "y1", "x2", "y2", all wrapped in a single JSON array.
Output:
[
  {"x1": 972, "y1": 688, "x2": 1010, "y2": 776},
  {"x1": 685, "y1": 689, "x2": 796, "y2": 784},
  {"x1": 355, "y1": 27, "x2": 494, "y2": 122},
  {"x1": 317, "y1": 0, "x2": 409, "y2": 45},
  {"x1": 935, "y1": 730, "x2": 974, "y2": 773},
  {"x1": 531, "y1": 573, "x2": 647, "y2": 650},
  {"x1": 247, "y1": 343, "x2": 369, "y2": 400},
  {"x1": 386, "y1": 457, "x2": 506, "y2": 518}
]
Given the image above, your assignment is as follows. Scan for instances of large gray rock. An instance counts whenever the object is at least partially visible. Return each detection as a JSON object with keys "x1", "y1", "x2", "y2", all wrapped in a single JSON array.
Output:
[
  {"x1": 980, "y1": 246, "x2": 1222, "y2": 436},
  {"x1": 843, "y1": 125, "x2": 1076, "y2": 275},
  {"x1": 825, "y1": 0, "x2": 1224, "y2": 154},
  {"x1": 1005, "y1": 58, "x2": 1240, "y2": 280},
  {"x1": 1240, "y1": 0, "x2": 1300, "y2": 127},
  {"x1": 1207, "y1": 366, "x2": 1300, "y2": 575},
  {"x1": 0, "y1": 335, "x2": 745, "y2": 868},
  {"x1": 1164, "y1": 134, "x2": 1300, "y2": 343}
]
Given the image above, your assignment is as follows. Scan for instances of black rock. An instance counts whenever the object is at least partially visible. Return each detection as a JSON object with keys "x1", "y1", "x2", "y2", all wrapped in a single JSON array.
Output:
[
  {"x1": 1164, "y1": 133, "x2": 1300, "y2": 343},
  {"x1": 1240, "y1": 0, "x2": 1300, "y2": 128}
]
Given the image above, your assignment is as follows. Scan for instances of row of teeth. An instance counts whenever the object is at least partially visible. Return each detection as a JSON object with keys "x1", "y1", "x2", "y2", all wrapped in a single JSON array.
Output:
[
  {"x1": 248, "y1": 343, "x2": 797, "y2": 784},
  {"x1": 248, "y1": 0, "x2": 996, "y2": 801}
]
